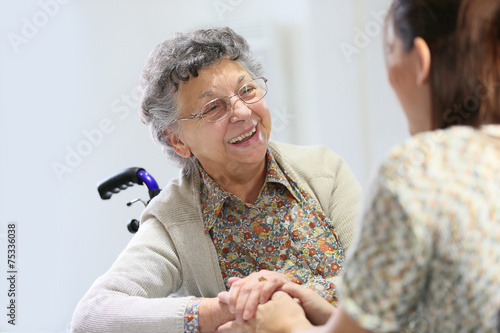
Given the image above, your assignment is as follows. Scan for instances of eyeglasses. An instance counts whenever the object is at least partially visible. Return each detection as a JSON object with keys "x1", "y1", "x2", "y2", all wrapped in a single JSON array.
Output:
[{"x1": 177, "y1": 77, "x2": 268, "y2": 123}]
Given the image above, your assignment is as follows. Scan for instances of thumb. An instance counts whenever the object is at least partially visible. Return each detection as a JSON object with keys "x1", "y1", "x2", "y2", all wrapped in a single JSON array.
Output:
[
  {"x1": 227, "y1": 277, "x2": 242, "y2": 287},
  {"x1": 216, "y1": 320, "x2": 250, "y2": 333},
  {"x1": 271, "y1": 290, "x2": 294, "y2": 302},
  {"x1": 218, "y1": 291, "x2": 230, "y2": 304},
  {"x1": 280, "y1": 283, "x2": 309, "y2": 299}
]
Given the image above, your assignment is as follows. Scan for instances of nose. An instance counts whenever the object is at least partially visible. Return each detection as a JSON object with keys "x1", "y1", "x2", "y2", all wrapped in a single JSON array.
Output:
[{"x1": 228, "y1": 94, "x2": 252, "y2": 122}]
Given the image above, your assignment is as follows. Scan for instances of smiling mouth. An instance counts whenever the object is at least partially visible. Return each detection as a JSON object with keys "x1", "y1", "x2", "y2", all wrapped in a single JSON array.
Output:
[{"x1": 228, "y1": 127, "x2": 257, "y2": 144}]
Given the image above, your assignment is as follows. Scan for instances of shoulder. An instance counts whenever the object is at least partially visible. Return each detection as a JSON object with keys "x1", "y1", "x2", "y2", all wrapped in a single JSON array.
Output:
[
  {"x1": 378, "y1": 126, "x2": 481, "y2": 183},
  {"x1": 150, "y1": 170, "x2": 196, "y2": 205},
  {"x1": 269, "y1": 140, "x2": 347, "y2": 176},
  {"x1": 268, "y1": 141, "x2": 361, "y2": 211},
  {"x1": 140, "y1": 169, "x2": 201, "y2": 227},
  {"x1": 269, "y1": 140, "x2": 340, "y2": 159}
]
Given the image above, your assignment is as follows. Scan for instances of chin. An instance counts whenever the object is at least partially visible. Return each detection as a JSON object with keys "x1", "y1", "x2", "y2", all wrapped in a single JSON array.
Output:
[
  {"x1": 409, "y1": 125, "x2": 424, "y2": 136},
  {"x1": 408, "y1": 125, "x2": 432, "y2": 136}
]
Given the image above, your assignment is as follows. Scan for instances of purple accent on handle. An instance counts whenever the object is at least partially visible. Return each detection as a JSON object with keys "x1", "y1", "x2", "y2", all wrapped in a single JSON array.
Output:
[{"x1": 137, "y1": 169, "x2": 160, "y2": 190}]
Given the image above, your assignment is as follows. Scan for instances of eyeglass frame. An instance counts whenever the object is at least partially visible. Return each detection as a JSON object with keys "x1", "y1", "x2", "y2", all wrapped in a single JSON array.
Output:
[{"x1": 176, "y1": 77, "x2": 268, "y2": 123}]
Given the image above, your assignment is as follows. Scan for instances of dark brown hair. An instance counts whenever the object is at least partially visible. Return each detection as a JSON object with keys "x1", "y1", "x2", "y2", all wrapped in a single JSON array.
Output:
[
  {"x1": 390, "y1": 0, "x2": 500, "y2": 129},
  {"x1": 458, "y1": 0, "x2": 500, "y2": 126}
]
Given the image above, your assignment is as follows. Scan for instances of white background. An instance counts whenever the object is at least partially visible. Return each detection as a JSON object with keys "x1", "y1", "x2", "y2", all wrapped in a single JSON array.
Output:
[{"x1": 0, "y1": 0, "x2": 408, "y2": 331}]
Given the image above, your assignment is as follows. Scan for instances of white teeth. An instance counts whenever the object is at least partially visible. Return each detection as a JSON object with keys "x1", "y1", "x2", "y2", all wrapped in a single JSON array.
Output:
[{"x1": 229, "y1": 127, "x2": 256, "y2": 144}]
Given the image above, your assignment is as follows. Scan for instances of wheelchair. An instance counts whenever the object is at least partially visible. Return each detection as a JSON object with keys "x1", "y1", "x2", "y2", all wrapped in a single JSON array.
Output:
[{"x1": 97, "y1": 167, "x2": 161, "y2": 233}]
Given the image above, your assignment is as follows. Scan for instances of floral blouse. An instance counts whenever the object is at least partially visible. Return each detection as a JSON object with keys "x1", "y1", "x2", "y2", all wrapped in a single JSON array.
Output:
[
  {"x1": 341, "y1": 126, "x2": 500, "y2": 332},
  {"x1": 184, "y1": 150, "x2": 345, "y2": 332}
]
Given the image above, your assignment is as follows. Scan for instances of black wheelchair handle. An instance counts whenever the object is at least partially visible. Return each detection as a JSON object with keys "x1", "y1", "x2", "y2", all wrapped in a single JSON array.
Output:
[{"x1": 97, "y1": 167, "x2": 160, "y2": 200}]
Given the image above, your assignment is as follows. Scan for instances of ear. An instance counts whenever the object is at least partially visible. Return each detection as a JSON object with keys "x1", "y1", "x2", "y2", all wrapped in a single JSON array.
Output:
[
  {"x1": 165, "y1": 129, "x2": 192, "y2": 159},
  {"x1": 413, "y1": 37, "x2": 431, "y2": 85}
]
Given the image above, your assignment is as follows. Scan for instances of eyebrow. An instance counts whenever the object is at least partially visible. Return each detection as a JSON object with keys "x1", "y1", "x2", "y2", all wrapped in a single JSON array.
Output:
[{"x1": 198, "y1": 75, "x2": 248, "y2": 100}]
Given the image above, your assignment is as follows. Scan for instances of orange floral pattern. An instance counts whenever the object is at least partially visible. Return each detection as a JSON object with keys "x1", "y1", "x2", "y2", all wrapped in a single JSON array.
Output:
[
  {"x1": 183, "y1": 151, "x2": 345, "y2": 332},
  {"x1": 200, "y1": 152, "x2": 344, "y2": 294},
  {"x1": 184, "y1": 297, "x2": 200, "y2": 332}
]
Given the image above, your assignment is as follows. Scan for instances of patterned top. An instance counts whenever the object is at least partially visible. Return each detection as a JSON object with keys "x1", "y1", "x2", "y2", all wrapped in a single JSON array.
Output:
[
  {"x1": 184, "y1": 150, "x2": 345, "y2": 332},
  {"x1": 341, "y1": 125, "x2": 500, "y2": 332}
]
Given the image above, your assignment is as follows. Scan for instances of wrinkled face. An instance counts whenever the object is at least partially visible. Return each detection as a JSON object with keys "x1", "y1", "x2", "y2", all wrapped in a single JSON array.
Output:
[{"x1": 171, "y1": 58, "x2": 272, "y2": 176}]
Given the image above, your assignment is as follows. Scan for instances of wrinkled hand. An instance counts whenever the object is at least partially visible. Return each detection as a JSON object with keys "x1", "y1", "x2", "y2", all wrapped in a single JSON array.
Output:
[
  {"x1": 218, "y1": 270, "x2": 291, "y2": 324},
  {"x1": 280, "y1": 283, "x2": 336, "y2": 325},
  {"x1": 199, "y1": 297, "x2": 235, "y2": 333},
  {"x1": 216, "y1": 291, "x2": 313, "y2": 333}
]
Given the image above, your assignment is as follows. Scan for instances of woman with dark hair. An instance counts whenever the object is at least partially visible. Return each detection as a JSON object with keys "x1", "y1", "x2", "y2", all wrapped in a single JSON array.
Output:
[
  {"x1": 70, "y1": 27, "x2": 361, "y2": 333},
  {"x1": 217, "y1": 0, "x2": 500, "y2": 331}
]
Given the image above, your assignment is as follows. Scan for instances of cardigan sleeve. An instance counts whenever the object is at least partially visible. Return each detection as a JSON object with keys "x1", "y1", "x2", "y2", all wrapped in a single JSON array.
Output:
[{"x1": 70, "y1": 218, "x2": 193, "y2": 333}]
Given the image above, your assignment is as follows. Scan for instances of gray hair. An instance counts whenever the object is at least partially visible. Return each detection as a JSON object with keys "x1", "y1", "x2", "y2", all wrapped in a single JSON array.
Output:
[{"x1": 138, "y1": 27, "x2": 265, "y2": 174}]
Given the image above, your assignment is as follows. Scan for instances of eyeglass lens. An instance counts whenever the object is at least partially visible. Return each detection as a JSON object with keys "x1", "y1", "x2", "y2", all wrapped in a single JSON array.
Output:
[{"x1": 200, "y1": 78, "x2": 267, "y2": 123}]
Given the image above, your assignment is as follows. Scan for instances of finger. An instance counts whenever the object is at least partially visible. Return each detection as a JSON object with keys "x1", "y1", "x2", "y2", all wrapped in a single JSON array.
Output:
[
  {"x1": 271, "y1": 290, "x2": 292, "y2": 301},
  {"x1": 228, "y1": 279, "x2": 244, "y2": 314},
  {"x1": 215, "y1": 321, "x2": 233, "y2": 333},
  {"x1": 216, "y1": 320, "x2": 250, "y2": 333},
  {"x1": 242, "y1": 284, "x2": 262, "y2": 321},
  {"x1": 280, "y1": 282, "x2": 310, "y2": 300},
  {"x1": 235, "y1": 282, "x2": 263, "y2": 324},
  {"x1": 229, "y1": 272, "x2": 264, "y2": 321},
  {"x1": 259, "y1": 275, "x2": 290, "y2": 303},
  {"x1": 218, "y1": 291, "x2": 230, "y2": 304},
  {"x1": 227, "y1": 276, "x2": 242, "y2": 287}
]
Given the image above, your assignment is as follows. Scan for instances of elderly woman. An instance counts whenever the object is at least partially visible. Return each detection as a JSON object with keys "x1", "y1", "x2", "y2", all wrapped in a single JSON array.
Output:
[
  {"x1": 71, "y1": 27, "x2": 361, "y2": 333},
  {"x1": 217, "y1": 0, "x2": 500, "y2": 332}
]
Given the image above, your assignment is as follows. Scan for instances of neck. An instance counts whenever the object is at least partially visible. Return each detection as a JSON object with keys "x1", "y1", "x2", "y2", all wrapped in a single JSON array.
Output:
[{"x1": 205, "y1": 159, "x2": 267, "y2": 204}]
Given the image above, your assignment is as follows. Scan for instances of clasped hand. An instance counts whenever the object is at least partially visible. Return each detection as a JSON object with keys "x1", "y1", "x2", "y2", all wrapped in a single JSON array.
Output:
[
  {"x1": 218, "y1": 270, "x2": 291, "y2": 324},
  {"x1": 216, "y1": 271, "x2": 336, "y2": 333}
]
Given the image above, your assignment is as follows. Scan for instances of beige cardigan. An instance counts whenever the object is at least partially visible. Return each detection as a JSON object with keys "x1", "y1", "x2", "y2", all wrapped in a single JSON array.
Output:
[{"x1": 71, "y1": 141, "x2": 361, "y2": 333}]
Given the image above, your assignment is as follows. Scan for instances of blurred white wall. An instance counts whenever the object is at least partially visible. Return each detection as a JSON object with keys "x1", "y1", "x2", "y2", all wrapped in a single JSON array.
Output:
[{"x1": 0, "y1": 0, "x2": 408, "y2": 331}]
